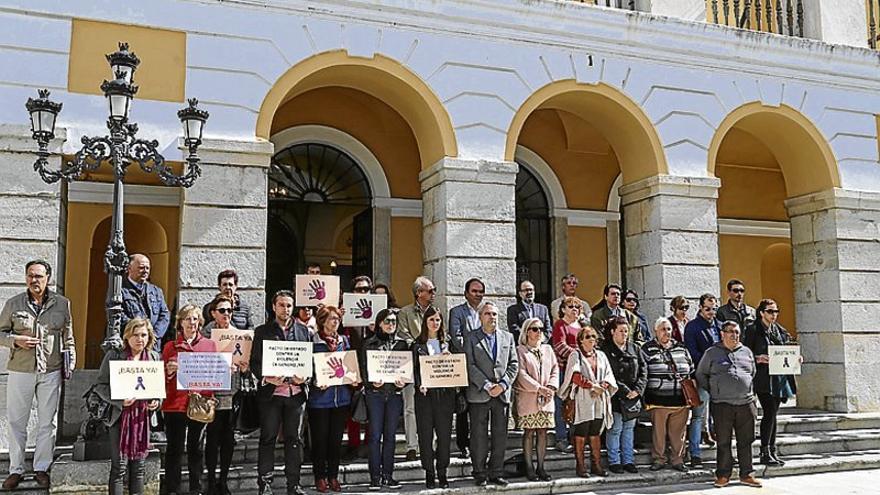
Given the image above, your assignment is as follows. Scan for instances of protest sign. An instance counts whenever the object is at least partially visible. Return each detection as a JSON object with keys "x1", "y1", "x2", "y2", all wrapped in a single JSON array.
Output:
[
  {"x1": 211, "y1": 328, "x2": 253, "y2": 366},
  {"x1": 110, "y1": 360, "x2": 166, "y2": 400},
  {"x1": 366, "y1": 350, "x2": 414, "y2": 384},
  {"x1": 295, "y1": 274, "x2": 340, "y2": 307},
  {"x1": 419, "y1": 354, "x2": 468, "y2": 388},
  {"x1": 314, "y1": 351, "x2": 360, "y2": 387},
  {"x1": 262, "y1": 341, "x2": 313, "y2": 378},
  {"x1": 769, "y1": 345, "x2": 801, "y2": 375},
  {"x1": 342, "y1": 293, "x2": 387, "y2": 326},
  {"x1": 177, "y1": 352, "x2": 232, "y2": 391}
]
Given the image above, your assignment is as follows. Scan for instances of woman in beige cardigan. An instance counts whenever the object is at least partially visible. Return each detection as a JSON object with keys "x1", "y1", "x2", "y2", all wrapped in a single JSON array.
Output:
[
  {"x1": 514, "y1": 317, "x2": 559, "y2": 481},
  {"x1": 558, "y1": 324, "x2": 618, "y2": 478}
]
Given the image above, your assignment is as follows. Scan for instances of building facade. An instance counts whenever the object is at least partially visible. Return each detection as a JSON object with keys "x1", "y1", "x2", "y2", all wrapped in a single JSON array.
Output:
[{"x1": 0, "y1": 0, "x2": 879, "y2": 417}]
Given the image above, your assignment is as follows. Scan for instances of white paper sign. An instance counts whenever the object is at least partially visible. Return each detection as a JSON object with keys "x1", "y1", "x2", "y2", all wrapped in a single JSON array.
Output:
[
  {"x1": 314, "y1": 350, "x2": 361, "y2": 387},
  {"x1": 367, "y1": 350, "x2": 414, "y2": 383},
  {"x1": 295, "y1": 275, "x2": 340, "y2": 307},
  {"x1": 419, "y1": 354, "x2": 468, "y2": 388},
  {"x1": 177, "y1": 352, "x2": 232, "y2": 391},
  {"x1": 768, "y1": 345, "x2": 801, "y2": 375},
  {"x1": 262, "y1": 341, "x2": 313, "y2": 378},
  {"x1": 342, "y1": 293, "x2": 387, "y2": 326},
  {"x1": 211, "y1": 328, "x2": 253, "y2": 366},
  {"x1": 109, "y1": 361, "x2": 166, "y2": 400}
]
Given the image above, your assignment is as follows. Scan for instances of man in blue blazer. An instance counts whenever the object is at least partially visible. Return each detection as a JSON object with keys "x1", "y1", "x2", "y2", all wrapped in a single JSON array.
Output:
[
  {"x1": 506, "y1": 280, "x2": 551, "y2": 343},
  {"x1": 447, "y1": 277, "x2": 485, "y2": 458},
  {"x1": 464, "y1": 302, "x2": 519, "y2": 487}
]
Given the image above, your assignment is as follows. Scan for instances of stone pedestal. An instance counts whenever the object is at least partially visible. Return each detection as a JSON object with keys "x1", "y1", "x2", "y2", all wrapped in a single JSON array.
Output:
[
  {"x1": 786, "y1": 188, "x2": 880, "y2": 412},
  {"x1": 420, "y1": 158, "x2": 518, "y2": 322},
  {"x1": 619, "y1": 175, "x2": 721, "y2": 320},
  {"x1": 178, "y1": 138, "x2": 272, "y2": 315}
]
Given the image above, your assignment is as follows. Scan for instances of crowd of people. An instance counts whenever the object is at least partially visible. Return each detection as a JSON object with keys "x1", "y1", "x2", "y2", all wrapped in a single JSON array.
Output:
[{"x1": 0, "y1": 257, "x2": 801, "y2": 494}]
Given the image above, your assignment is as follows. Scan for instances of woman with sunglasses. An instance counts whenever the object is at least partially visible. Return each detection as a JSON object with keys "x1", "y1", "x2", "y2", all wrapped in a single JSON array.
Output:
[
  {"x1": 360, "y1": 308, "x2": 409, "y2": 490},
  {"x1": 558, "y1": 324, "x2": 617, "y2": 478},
  {"x1": 411, "y1": 306, "x2": 462, "y2": 488},
  {"x1": 202, "y1": 294, "x2": 249, "y2": 495},
  {"x1": 622, "y1": 289, "x2": 651, "y2": 344},
  {"x1": 667, "y1": 296, "x2": 690, "y2": 343},
  {"x1": 743, "y1": 299, "x2": 797, "y2": 467},
  {"x1": 514, "y1": 317, "x2": 559, "y2": 481}
]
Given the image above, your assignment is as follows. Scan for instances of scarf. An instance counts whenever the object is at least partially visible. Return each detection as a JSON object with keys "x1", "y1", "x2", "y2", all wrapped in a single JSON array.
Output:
[
  {"x1": 118, "y1": 348, "x2": 150, "y2": 461},
  {"x1": 321, "y1": 330, "x2": 339, "y2": 351}
]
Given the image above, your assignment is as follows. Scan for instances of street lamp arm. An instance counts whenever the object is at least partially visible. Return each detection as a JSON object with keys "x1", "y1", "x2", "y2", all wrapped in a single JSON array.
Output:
[{"x1": 129, "y1": 137, "x2": 201, "y2": 187}]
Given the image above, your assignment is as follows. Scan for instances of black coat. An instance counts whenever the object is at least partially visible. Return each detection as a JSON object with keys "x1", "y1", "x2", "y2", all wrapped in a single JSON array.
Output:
[
  {"x1": 602, "y1": 341, "x2": 647, "y2": 412},
  {"x1": 411, "y1": 335, "x2": 464, "y2": 393},
  {"x1": 742, "y1": 320, "x2": 798, "y2": 396},
  {"x1": 250, "y1": 320, "x2": 311, "y2": 401},
  {"x1": 360, "y1": 331, "x2": 410, "y2": 395}
]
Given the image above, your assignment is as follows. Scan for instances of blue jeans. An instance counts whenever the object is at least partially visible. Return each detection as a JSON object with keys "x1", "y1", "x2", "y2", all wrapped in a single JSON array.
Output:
[
  {"x1": 606, "y1": 411, "x2": 636, "y2": 465},
  {"x1": 553, "y1": 373, "x2": 568, "y2": 442},
  {"x1": 365, "y1": 391, "x2": 403, "y2": 481},
  {"x1": 688, "y1": 388, "x2": 712, "y2": 458}
]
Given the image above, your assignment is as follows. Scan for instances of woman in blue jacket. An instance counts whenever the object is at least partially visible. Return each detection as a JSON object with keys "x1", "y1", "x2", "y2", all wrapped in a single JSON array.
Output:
[{"x1": 309, "y1": 305, "x2": 358, "y2": 493}]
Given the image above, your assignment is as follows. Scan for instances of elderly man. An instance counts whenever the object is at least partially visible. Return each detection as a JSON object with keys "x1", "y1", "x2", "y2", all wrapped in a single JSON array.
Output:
[
  {"x1": 696, "y1": 321, "x2": 761, "y2": 489},
  {"x1": 716, "y1": 279, "x2": 756, "y2": 331},
  {"x1": 447, "y1": 277, "x2": 485, "y2": 458},
  {"x1": 120, "y1": 254, "x2": 170, "y2": 351},
  {"x1": 202, "y1": 268, "x2": 254, "y2": 330},
  {"x1": 464, "y1": 302, "x2": 518, "y2": 487},
  {"x1": 396, "y1": 275, "x2": 436, "y2": 461},
  {"x1": 549, "y1": 274, "x2": 590, "y2": 322},
  {"x1": 0, "y1": 260, "x2": 76, "y2": 489}
]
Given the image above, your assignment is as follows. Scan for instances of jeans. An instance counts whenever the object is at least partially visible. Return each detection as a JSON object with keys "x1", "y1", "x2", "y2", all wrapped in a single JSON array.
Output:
[
  {"x1": 108, "y1": 421, "x2": 146, "y2": 495},
  {"x1": 5, "y1": 370, "x2": 61, "y2": 474},
  {"x1": 606, "y1": 411, "x2": 636, "y2": 465},
  {"x1": 402, "y1": 383, "x2": 418, "y2": 451},
  {"x1": 163, "y1": 412, "x2": 206, "y2": 494},
  {"x1": 365, "y1": 391, "x2": 403, "y2": 481},
  {"x1": 688, "y1": 388, "x2": 711, "y2": 458},
  {"x1": 553, "y1": 372, "x2": 569, "y2": 443}
]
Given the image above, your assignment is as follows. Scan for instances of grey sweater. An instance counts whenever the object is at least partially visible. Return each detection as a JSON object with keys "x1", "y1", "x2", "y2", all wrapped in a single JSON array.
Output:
[{"x1": 696, "y1": 342, "x2": 756, "y2": 406}]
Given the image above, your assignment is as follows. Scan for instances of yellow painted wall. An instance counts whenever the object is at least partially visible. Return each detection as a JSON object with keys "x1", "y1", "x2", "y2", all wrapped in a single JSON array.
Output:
[
  {"x1": 567, "y1": 226, "x2": 608, "y2": 306},
  {"x1": 518, "y1": 109, "x2": 620, "y2": 210},
  {"x1": 271, "y1": 87, "x2": 422, "y2": 199},
  {"x1": 68, "y1": 19, "x2": 186, "y2": 102},
  {"x1": 716, "y1": 128, "x2": 788, "y2": 221},
  {"x1": 390, "y1": 217, "x2": 423, "y2": 305},
  {"x1": 66, "y1": 202, "x2": 180, "y2": 368},
  {"x1": 719, "y1": 234, "x2": 796, "y2": 334}
]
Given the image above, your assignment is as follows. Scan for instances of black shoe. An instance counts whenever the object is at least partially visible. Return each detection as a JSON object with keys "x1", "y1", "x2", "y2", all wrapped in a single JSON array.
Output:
[
  {"x1": 489, "y1": 477, "x2": 509, "y2": 486},
  {"x1": 769, "y1": 447, "x2": 786, "y2": 466},
  {"x1": 458, "y1": 447, "x2": 470, "y2": 459},
  {"x1": 287, "y1": 486, "x2": 306, "y2": 495},
  {"x1": 650, "y1": 462, "x2": 665, "y2": 471},
  {"x1": 383, "y1": 477, "x2": 401, "y2": 489},
  {"x1": 474, "y1": 477, "x2": 487, "y2": 487},
  {"x1": 609, "y1": 464, "x2": 624, "y2": 474},
  {"x1": 368, "y1": 478, "x2": 381, "y2": 491},
  {"x1": 672, "y1": 463, "x2": 689, "y2": 473},
  {"x1": 258, "y1": 475, "x2": 274, "y2": 495},
  {"x1": 689, "y1": 456, "x2": 703, "y2": 468},
  {"x1": 405, "y1": 449, "x2": 418, "y2": 462},
  {"x1": 623, "y1": 463, "x2": 638, "y2": 474},
  {"x1": 438, "y1": 474, "x2": 449, "y2": 488},
  {"x1": 536, "y1": 468, "x2": 552, "y2": 481},
  {"x1": 426, "y1": 473, "x2": 436, "y2": 489}
]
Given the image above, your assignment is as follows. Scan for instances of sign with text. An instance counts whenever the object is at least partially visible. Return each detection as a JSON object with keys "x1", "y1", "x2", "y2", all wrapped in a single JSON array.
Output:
[
  {"x1": 314, "y1": 351, "x2": 361, "y2": 387},
  {"x1": 295, "y1": 275, "x2": 340, "y2": 307},
  {"x1": 262, "y1": 341, "x2": 313, "y2": 378},
  {"x1": 419, "y1": 354, "x2": 468, "y2": 388},
  {"x1": 342, "y1": 293, "x2": 387, "y2": 326},
  {"x1": 110, "y1": 361, "x2": 166, "y2": 400},
  {"x1": 367, "y1": 350, "x2": 414, "y2": 384},
  {"x1": 211, "y1": 328, "x2": 253, "y2": 366},
  {"x1": 768, "y1": 345, "x2": 801, "y2": 375},
  {"x1": 177, "y1": 352, "x2": 232, "y2": 391}
]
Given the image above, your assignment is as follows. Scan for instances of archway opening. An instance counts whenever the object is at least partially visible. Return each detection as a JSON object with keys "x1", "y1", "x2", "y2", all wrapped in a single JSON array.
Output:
[{"x1": 514, "y1": 162, "x2": 552, "y2": 305}]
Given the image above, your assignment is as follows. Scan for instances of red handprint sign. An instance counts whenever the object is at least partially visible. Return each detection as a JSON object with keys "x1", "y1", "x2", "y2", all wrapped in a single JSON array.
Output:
[
  {"x1": 295, "y1": 275, "x2": 340, "y2": 307},
  {"x1": 314, "y1": 350, "x2": 361, "y2": 387}
]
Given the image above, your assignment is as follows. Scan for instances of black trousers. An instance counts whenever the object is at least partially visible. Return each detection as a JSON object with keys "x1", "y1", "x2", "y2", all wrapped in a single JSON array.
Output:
[
  {"x1": 258, "y1": 394, "x2": 307, "y2": 486},
  {"x1": 108, "y1": 421, "x2": 146, "y2": 495},
  {"x1": 757, "y1": 393, "x2": 782, "y2": 448},
  {"x1": 711, "y1": 401, "x2": 757, "y2": 478},
  {"x1": 308, "y1": 406, "x2": 349, "y2": 480},
  {"x1": 205, "y1": 408, "x2": 235, "y2": 482},
  {"x1": 468, "y1": 397, "x2": 509, "y2": 479},
  {"x1": 456, "y1": 410, "x2": 470, "y2": 452},
  {"x1": 163, "y1": 412, "x2": 206, "y2": 493},
  {"x1": 414, "y1": 389, "x2": 455, "y2": 477}
]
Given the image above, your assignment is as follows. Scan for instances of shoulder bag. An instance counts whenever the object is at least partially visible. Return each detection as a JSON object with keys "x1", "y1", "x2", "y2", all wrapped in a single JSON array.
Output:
[
  {"x1": 668, "y1": 349, "x2": 701, "y2": 408},
  {"x1": 187, "y1": 392, "x2": 217, "y2": 423}
]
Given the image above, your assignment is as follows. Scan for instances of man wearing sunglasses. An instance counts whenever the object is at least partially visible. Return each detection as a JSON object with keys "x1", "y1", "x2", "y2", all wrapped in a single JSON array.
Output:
[
  {"x1": 202, "y1": 269, "x2": 254, "y2": 330},
  {"x1": 716, "y1": 279, "x2": 756, "y2": 332}
]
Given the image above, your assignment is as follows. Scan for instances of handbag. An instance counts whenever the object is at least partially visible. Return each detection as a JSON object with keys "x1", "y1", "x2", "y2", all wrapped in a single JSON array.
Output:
[
  {"x1": 83, "y1": 384, "x2": 112, "y2": 426},
  {"x1": 619, "y1": 394, "x2": 643, "y2": 421},
  {"x1": 186, "y1": 392, "x2": 217, "y2": 423},
  {"x1": 668, "y1": 349, "x2": 701, "y2": 408},
  {"x1": 563, "y1": 395, "x2": 576, "y2": 425},
  {"x1": 351, "y1": 389, "x2": 368, "y2": 424},
  {"x1": 233, "y1": 373, "x2": 260, "y2": 432}
]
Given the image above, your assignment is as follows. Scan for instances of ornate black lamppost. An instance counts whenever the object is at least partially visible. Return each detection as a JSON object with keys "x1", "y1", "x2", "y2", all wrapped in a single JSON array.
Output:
[{"x1": 25, "y1": 42, "x2": 208, "y2": 354}]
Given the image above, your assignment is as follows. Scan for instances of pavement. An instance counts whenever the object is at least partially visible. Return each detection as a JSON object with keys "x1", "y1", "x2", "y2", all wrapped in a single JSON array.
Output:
[{"x1": 584, "y1": 468, "x2": 880, "y2": 494}]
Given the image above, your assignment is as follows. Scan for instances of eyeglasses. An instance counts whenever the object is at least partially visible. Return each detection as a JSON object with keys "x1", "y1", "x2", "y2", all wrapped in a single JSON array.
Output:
[
  {"x1": 216, "y1": 308, "x2": 233, "y2": 314},
  {"x1": 722, "y1": 329, "x2": 741, "y2": 335},
  {"x1": 582, "y1": 335, "x2": 597, "y2": 340},
  {"x1": 702, "y1": 307, "x2": 718, "y2": 312},
  {"x1": 528, "y1": 326, "x2": 543, "y2": 333},
  {"x1": 566, "y1": 305, "x2": 580, "y2": 310},
  {"x1": 383, "y1": 318, "x2": 398, "y2": 325},
  {"x1": 423, "y1": 288, "x2": 436, "y2": 294},
  {"x1": 764, "y1": 309, "x2": 780, "y2": 314},
  {"x1": 732, "y1": 288, "x2": 745, "y2": 293},
  {"x1": 678, "y1": 305, "x2": 690, "y2": 311},
  {"x1": 353, "y1": 286, "x2": 371, "y2": 293},
  {"x1": 608, "y1": 291, "x2": 621, "y2": 297},
  {"x1": 624, "y1": 297, "x2": 638, "y2": 303}
]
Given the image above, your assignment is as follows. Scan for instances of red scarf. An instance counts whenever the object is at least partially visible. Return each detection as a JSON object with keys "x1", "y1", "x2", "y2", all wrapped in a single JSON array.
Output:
[
  {"x1": 321, "y1": 331, "x2": 339, "y2": 351},
  {"x1": 118, "y1": 348, "x2": 150, "y2": 461}
]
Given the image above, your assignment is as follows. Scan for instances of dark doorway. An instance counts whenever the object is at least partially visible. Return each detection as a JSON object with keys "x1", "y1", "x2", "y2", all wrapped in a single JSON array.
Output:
[{"x1": 514, "y1": 162, "x2": 552, "y2": 305}]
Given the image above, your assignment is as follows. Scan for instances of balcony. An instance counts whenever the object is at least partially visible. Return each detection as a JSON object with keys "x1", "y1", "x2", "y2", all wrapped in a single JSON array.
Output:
[
  {"x1": 869, "y1": 0, "x2": 879, "y2": 48},
  {"x1": 707, "y1": 0, "x2": 804, "y2": 38}
]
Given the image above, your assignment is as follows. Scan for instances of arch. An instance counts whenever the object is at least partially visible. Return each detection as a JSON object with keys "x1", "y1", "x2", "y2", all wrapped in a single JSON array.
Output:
[
  {"x1": 257, "y1": 50, "x2": 457, "y2": 169},
  {"x1": 506, "y1": 80, "x2": 668, "y2": 185},
  {"x1": 708, "y1": 103, "x2": 840, "y2": 198},
  {"x1": 514, "y1": 145, "x2": 567, "y2": 210},
  {"x1": 271, "y1": 125, "x2": 391, "y2": 200},
  {"x1": 607, "y1": 173, "x2": 622, "y2": 212},
  {"x1": 760, "y1": 242, "x2": 796, "y2": 334}
]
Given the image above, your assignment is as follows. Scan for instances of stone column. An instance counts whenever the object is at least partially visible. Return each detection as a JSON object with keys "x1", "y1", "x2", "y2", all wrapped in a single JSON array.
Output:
[
  {"x1": 801, "y1": 0, "x2": 869, "y2": 48},
  {"x1": 178, "y1": 138, "x2": 273, "y2": 315},
  {"x1": 0, "y1": 124, "x2": 66, "y2": 449},
  {"x1": 619, "y1": 175, "x2": 721, "y2": 320},
  {"x1": 420, "y1": 158, "x2": 518, "y2": 325},
  {"x1": 786, "y1": 188, "x2": 880, "y2": 412}
]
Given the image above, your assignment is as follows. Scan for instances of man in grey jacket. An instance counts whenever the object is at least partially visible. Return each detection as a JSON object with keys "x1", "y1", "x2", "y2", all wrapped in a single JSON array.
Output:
[{"x1": 696, "y1": 321, "x2": 761, "y2": 489}]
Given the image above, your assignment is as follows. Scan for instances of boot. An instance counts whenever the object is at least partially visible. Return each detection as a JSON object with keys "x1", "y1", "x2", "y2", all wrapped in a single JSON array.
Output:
[
  {"x1": 589, "y1": 436, "x2": 608, "y2": 477},
  {"x1": 769, "y1": 446, "x2": 785, "y2": 466},
  {"x1": 573, "y1": 436, "x2": 589, "y2": 478},
  {"x1": 759, "y1": 447, "x2": 774, "y2": 465},
  {"x1": 258, "y1": 475, "x2": 274, "y2": 495}
]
